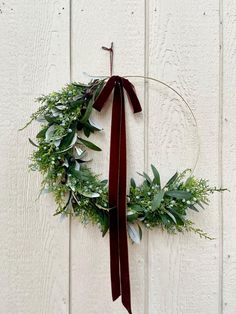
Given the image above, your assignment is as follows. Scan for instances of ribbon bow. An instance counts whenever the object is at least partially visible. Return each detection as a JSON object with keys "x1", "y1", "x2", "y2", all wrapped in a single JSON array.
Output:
[{"x1": 93, "y1": 76, "x2": 142, "y2": 314}]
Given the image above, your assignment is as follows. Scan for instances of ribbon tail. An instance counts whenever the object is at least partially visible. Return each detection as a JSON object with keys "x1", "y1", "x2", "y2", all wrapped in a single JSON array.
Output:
[
  {"x1": 109, "y1": 81, "x2": 122, "y2": 301},
  {"x1": 109, "y1": 80, "x2": 132, "y2": 313},
  {"x1": 117, "y1": 81, "x2": 132, "y2": 314},
  {"x1": 93, "y1": 76, "x2": 141, "y2": 314}
]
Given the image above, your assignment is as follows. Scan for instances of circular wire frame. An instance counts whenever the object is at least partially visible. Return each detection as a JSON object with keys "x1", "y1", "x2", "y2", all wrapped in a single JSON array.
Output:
[{"x1": 84, "y1": 72, "x2": 200, "y2": 174}]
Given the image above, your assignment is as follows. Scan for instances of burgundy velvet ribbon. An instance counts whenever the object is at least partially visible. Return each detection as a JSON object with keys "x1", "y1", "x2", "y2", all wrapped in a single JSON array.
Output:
[{"x1": 93, "y1": 76, "x2": 142, "y2": 314}]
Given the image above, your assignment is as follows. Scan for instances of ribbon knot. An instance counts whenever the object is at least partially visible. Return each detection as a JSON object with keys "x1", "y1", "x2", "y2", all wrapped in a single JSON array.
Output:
[{"x1": 93, "y1": 76, "x2": 142, "y2": 314}]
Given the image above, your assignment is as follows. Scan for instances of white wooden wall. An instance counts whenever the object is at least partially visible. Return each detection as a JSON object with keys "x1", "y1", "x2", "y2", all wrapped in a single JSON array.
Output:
[{"x1": 0, "y1": 1, "x2": 235, "y2": 313}]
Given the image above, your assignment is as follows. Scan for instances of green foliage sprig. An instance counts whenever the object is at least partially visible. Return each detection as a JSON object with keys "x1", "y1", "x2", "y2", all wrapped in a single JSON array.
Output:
[{"x1": 22, "y1": 79, "x2": 225, "y2": 243}]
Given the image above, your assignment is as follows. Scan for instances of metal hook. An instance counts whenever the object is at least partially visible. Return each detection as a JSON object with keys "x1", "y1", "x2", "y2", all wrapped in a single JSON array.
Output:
[{"x1": 102, "y1": 42, "x2": 114, "y2": 76}]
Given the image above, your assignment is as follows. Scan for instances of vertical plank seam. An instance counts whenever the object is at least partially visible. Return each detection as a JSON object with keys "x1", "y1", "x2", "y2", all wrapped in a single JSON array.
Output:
[
  {"x1": 219, "y1": 0, "x2": 224, "y2": 313},
  {"x1": 69, "y1": 218, "x2": 72, "y2": 314},
  {"x1": 144, "y1": 0, "x2": 149, "y2": 313},
  {"x1": 69, "y1": 0, "x2": 72, "y2": 313}
]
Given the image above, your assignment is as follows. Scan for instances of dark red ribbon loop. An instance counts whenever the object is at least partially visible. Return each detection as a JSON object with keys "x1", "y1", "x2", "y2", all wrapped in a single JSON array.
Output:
[{"x1": 93, "y1": 76, "x2": 142, "y2": 314}]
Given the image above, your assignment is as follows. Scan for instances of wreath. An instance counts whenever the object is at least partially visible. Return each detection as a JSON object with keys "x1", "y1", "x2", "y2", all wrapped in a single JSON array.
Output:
[{"x1": 21, "y1": 78, "x2": 224, "y2": 243}]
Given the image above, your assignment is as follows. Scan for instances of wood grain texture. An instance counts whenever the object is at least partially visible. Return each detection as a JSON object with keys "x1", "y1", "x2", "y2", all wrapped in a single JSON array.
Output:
[
  {"x1": 0, "y1": 1, "x2": 70, "y2": 313},
  {"x1": 1, "y1": 1, "x2": 236, "y2": 314},
  {"x1": 70, "y1": 1, "x2": 146, "y2": 313},
  {"x1": 222, "y1": 2, "x2": 236, "y2": 313},
  {"x1": 147, "y1": 1, "x2": 220, "y2": 313}
]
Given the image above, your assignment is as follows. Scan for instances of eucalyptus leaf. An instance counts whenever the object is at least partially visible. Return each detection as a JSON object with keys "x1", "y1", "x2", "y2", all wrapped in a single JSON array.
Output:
[
  {"x1": 77, "y1": 189, "x2": 100, "y2": 198},
  {"x1": 137, "y1": 224, "x2": 142, "y2": 241},
  {"x1": 51, "y1": 108, "x2": 60, "y2": 117},
  {"x1": 160, "y1": 214, "x2": 170, "y2": 225},
  {"x1": 69, "y1": 99, "x2": 83, "y2": 110},
  {"x1": 137, "y1": 172, "x2": 152, "y2": 184},
  {"x1": 59, "y1": 122, "x2": 77, "y2": 148},
  {"x1": 138, "y1": 217, "x2": 145, "y2": 222},
  {"x1": 54, "y1": 139, "x2": 61, "y2": 147},
  {"x1": 169, "y1": 208, "x2": 186, "y2": 225},
  {"x1": 127, "y1": 211, "x2": 139, "y2": 222},
  {"x1": 188, "y1": 205, "x2": 199, "y2": 212},
  {"x1": 100, "y1": 179, "x2": 108, "y2": 185},
  {"x1": 88, "y1": 118, "x2": 102, "y2": 131},
  {"x1": 94, "y1": 80, "x2": 105, "y2": 99},
  {"x1": 72, "y1": 95, "x2": 83, "y2": 102},
  {"x1": 56, "y1": 104, "x2": 67, "y2": 110},
  {"x1": 67, "y1": 181, "x2": 75, "y2": 192},
  {"x1": 95, "y1": 203, "x2": 110, "y2": 211},
  {"x1": 83, "y1": 127, "x2": 91, "y2": 138},
  {"x1": 151, "y1": 190, "x2": 165, "y2": 210},
  {"x1": 72, "y1": 192, "x2": 80, "y2": 205},
  {"x1": 151, "y1": 164, "x2": 160, "y2": 186},
  {"x1": 74, "y1": 161, "x2": 81, "y2": 172},
  {"x1": 45, "y1": 124, "x2": 67, "y2": 142},
  {"x1": 36, "y1": 115, "x2": 47, "y2": 123},
  {"x1": 166, "y1": 211, "x2": 177, "y2": 224},
  {"x1": 78, "y1": 137, "x2": 101, "y2": 151},
  {"x1": 82, "y1": 121, "x2": 102, "y2": 133},
  {"x1": 129, "y1": 204, "x2": 144, "y2": 212},
  {"x1": 75, "y1": 159, "x2": 89, "y2": 164},
  {"x1": 44, "y1": 115, "x2": 57, "y2": 123},
  {"x1": 80, "y1": 98, "x2": 93, "y2": 124},
  {"x1": 58, "y1": 132, "x2": 77, "y2": 153},
  {"x1": 101, "y1": 214, "x2": 109, "y2": 237},
  {"x1": 130, "y1": 178, "x2": 136, "y2": 188},
  {"x1": 93, "y1": 203, "x2": 109, "y2": 237},
  {"x1": 36, "y1": 128, "x2": 47, "y2": 139},
  {"x1": 75, "y1": 146, "x2": 86, "y2": 159},
  {"x1": 128, "y1": 223, "x2": 141, "y2": 244},
  {"x1": 166, "y1": 190, "x2": 192, "y2": 200},
  {"x1": 62, "y1": 158, "x2": 69, "y2": 168},
  {"x1": 165, "y1": 172, "x2": 178, "y2": 187},
  {"x1": 45, "y1": 124, "x2": 56, "y2": 142}
]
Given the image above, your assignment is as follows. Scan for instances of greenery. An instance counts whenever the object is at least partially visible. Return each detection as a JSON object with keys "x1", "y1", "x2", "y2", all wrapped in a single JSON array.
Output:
[{"x1": 21, "y1": 79, "x2": 225, "y2": 243}]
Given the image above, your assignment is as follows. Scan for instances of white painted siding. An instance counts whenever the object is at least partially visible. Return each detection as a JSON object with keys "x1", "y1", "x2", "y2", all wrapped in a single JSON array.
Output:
[{"x1": 0, "y1": 1, "x2": 234, "y2": 313}]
